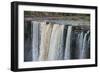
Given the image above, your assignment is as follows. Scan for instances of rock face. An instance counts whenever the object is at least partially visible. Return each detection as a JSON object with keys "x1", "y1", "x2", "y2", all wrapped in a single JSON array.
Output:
[{"x1": 24, "y1": 20, "x2": 90, "y2": 62}]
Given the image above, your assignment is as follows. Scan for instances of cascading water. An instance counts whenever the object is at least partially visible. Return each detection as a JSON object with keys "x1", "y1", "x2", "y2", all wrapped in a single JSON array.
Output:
[
  {"x1": 24, "y1": 20, "x2": 90, "y2": 61},
  {"x1": 32, "y1": 21, "x2": 39, "y2": 61},
  {"x1": 64, "y1": 26, "x2": 72, "y2": 60},
  {"x1": 78, "y1": 32, "x2": 84, "y2": 59},
  {"x1": 39, "y1": 22, "x2": 53, "y2": 61},
  {"x1": 48, "y1": 24, "x2": 64, "y2": 60},
  {"x1": 81, "y1": 31, "x2": 90, "y2": 58}
]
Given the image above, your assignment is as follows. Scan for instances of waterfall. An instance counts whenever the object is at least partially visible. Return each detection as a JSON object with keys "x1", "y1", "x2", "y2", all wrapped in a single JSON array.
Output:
[
  {"x1": 25, "y1": 20, "x2": 90, "y2": 61},
  {"x1": 64, "y1": 26, "x2": 72, "y2": 60},
  {"x1": 80, "y1": 31, "x2": 90, "y2": 58},
  {"x1": 48, "y1": 24, "x2": 64, "y2": 60},
  {"x1": 78, "y1": 32, "x2": 84, "y2": 59},
  {"x1": 32, "y1": 21, "x2": 39, "y2": 61},
  {"x1": 39, "y1": 22, "x2": 53, "y2": 61}
]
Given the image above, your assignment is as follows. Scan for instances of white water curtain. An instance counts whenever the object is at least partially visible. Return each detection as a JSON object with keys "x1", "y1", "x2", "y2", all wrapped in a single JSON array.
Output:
[
  {"x1": 32, "y1": 21, "x2": 39, "y2": 61},
  {"x1": 64, "y1": 26, "x2": 72, "y2": 60},
  {"x1": 24, "y1": 21, "x2": 90, "y2": 61},
  {"x1": 80, "y1": 31, "x2": 90, "y2": 58},
  {"x1": 39, "y1": 22, "x2": 53, "y2": 61},
  {"x1": 48, "y1": 24, "x2": 64, "y2": 60}
]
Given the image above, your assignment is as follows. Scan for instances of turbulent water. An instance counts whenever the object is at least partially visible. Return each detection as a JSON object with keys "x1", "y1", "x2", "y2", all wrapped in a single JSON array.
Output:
[{"x1": 24, "y1": 20, "x2": 90, "y2": 62}]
